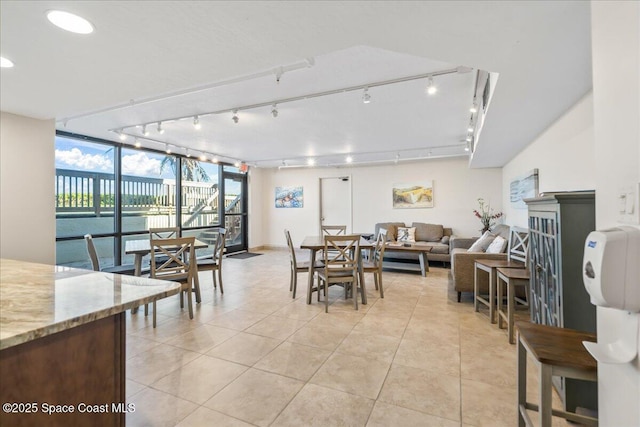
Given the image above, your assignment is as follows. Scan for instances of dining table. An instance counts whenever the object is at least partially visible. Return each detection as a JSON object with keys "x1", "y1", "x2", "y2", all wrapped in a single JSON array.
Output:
[{"x1": 300, "y1": 235, "x2": 375, "y2": 305}]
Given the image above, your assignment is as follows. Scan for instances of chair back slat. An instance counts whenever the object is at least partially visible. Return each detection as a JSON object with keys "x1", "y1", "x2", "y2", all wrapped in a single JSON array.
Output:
[
  {"x1": 213, "y1": 228, "x2": 226, "y2": 261},
  {"x1": 322, "y1": 225, "x2": 347, "y2": 236},
  {"x1": 84, "y1": 234, "x2": 100, "y2": 271},
  {"x1": 150, "y1": 237, "x2": 195, "y2": 282},
  {"x1": 149, "y1": 227, "x2": 180, "y2": 239},
  {"x1": 508, "y1": 226, "x2": 530, "y2": 264},
  {"x1": 323, "y1": 235, "x2": 361, "y2": 271},
  {"x1": 372, "y1": 232, "x2": 387, "y2": 265},
  {"x1": 284, "y1": 229, "x2": 297, "y2": 265}
]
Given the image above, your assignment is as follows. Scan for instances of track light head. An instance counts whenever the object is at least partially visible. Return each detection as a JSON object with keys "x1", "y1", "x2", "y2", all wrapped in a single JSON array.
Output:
[
  {"x1": 470, "y1": 103, "x2": 478, "y2": 113},
  {"x1": 186, "y1": 148, "x2": 191, "y2": 158},
  {"x1": 232, "y1": 110, "x2": 239, "y2": 124},
  {"x1": 346, "y1": 156, "x2": 353, "y2": 164},
  {"x1": 467, "y1": 126, "x2": 474, "y2": 132},
  {"x1": 199, "y1": 153, "x2": 207, "y2": 161},
  {"x1": 157, "y1": 122, "x2": 164, "y2": 134},
  {"x1": 271, "y1": 104, "x2": 278, "y2": 118},
  {"x1": 193, "y1": 116, "x2": 201, "y2": 130},
  {"x1": 426, "y1": 77, "x2": 437, "y2": 95},
  {"x1": 134, "y1": 138, "x2": 141, "y2": 148},
  {"x1": 212, "y1": 157, "x2": 219, "y2": 163},
  {"x1": 362, "y1": 87, "x2": 371, "y2": 104},
  {"x1": 307, "y1": 158, "x2": 315, "y2": 166},
  {"x1": 165, "y1": 143, "x2": 171, "y2": 154},
  {"x1": 142, "y1": 124, "x2": 149, "y2": 136},
  {"x1": 118, "y1": 130, "x2": 127, "y2": 141}
]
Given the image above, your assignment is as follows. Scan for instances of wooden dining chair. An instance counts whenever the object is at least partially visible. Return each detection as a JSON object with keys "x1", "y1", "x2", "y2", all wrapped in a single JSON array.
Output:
[
  {"x1": 84, "y1": 234, "x2": 137, "y2": 275},
  {"x1": 148, "y1": 236, "x2": 197, "y2": 328},
  {"x1": 362, "y1": 232, "x2": 387, "y2": 298},
  {"x1": 284, "y1": 229, "x2": 323, "y2": 299},
  {"x1": 197, "y1": 228, "x2": 226, "y2": 294},
  {"x1": 316, "y1": 234, "x2": 363, "y2": 313}
]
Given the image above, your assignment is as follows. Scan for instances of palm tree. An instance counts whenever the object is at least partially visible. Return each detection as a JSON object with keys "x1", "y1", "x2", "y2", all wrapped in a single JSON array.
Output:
[{"x1": 160, "y1": 156, "x2": 210, "y2": 182}]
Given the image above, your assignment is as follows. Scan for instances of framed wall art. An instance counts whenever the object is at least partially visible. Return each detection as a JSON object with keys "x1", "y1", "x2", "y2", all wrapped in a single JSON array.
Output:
[
  {"x1": 510, "y1": 169, "x2": 539, "y2": 209},
  {"x1": 392, "y1": 181, "x2": 434, "y2": 209},
  {"x1": 275, "y1": 186, "x2": 303, "y2": 208}
]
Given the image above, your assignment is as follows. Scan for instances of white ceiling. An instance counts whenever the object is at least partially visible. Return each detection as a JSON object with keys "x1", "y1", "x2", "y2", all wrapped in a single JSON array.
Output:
[{"x1": 0, "y1": 1, "x2": 592, "y2": 169}]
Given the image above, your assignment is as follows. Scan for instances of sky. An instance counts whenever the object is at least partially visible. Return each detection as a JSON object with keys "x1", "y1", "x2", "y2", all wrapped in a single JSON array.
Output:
[{"x1": 55, "y1": 136, "x2": 218, "y2": 180}]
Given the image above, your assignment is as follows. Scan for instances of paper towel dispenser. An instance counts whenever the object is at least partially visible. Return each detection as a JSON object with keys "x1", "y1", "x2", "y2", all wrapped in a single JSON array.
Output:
[{"x1": 582, "y1": 226, "x2": 640, "y2": 312}]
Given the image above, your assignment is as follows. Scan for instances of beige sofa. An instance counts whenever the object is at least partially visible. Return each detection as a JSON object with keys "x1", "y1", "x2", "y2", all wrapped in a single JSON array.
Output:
[
  {"x1": 374, "y1": 222, "x2": 454, "y2": 265},
  {"x1": 450, "y1": 224, "x2": 511, "y2": 302}
]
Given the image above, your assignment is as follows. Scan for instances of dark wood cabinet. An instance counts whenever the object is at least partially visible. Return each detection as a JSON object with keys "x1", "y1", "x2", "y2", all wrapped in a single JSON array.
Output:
[{"x1": 525, "y1": 191, "x2": 597, "y2": 413}]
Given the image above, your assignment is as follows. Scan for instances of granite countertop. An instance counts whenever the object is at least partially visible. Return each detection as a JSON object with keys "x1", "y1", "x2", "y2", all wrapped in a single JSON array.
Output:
[{"x1": 0, "y1": 258, "x2": 182, "y2": 350}]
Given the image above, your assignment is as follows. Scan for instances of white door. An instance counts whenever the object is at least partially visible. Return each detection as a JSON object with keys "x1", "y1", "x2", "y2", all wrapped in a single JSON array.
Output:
[{"x1": 319, "y1": 176, "x2": 352, "y2": 233}]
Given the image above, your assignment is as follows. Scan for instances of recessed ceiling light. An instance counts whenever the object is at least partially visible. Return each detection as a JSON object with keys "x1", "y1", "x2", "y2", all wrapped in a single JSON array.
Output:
[
  {"x1": 46, "y1": 10, "x2": 94, "y2": 34},
  {"x1": 0, "y1": 57, "x2": 15, "y2": 68}
]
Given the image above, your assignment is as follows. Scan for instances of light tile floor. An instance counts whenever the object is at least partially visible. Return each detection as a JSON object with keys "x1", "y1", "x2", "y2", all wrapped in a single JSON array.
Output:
[{"x1": 126, "y1": 250, "x2": 571, "y2": 426}]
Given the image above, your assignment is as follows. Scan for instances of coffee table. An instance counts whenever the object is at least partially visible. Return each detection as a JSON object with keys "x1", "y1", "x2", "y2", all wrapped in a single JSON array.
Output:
[{"x1": 383, "y1": 242, "x2": 432, "y2": 276}]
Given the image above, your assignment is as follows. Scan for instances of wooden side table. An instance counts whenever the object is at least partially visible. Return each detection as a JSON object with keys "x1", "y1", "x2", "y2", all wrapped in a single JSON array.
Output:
[
  {"x1": 496, "y1": 267, "x2": 530, "y2": 344},
  {"x1": 516, "y1": 321, "x2": 598, "y2": 427},
  {"x1": 474, "y1": 258, "x2": 525, "y2": 323}
]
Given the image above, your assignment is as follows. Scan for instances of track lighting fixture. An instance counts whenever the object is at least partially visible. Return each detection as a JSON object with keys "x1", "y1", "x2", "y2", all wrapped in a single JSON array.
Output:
[
  {"x1": 271, "y1": 104, "x2": 278, "y2": 118},
  {"x1": 157, "y1": 122, "x2": 164, "y2": 134},
  {"x1": 466, "y1": 136, "x2": 472, "y2": 142},
  {"x1": 185, "y1": 148, "x2": 191, "y2": 158},
  {"x1": 467, "y1": 126, "x2": 474, "y2": 132},
  {"x1": 134, "y1": 138, "x2": 141, "y2": 148},
  {"x1": 118, "y1": 130, "x2": 127, "y2": 141},
  {"x1": 470, "y1": 103, "x2": 478, "y2": 113},
  {"x1": 165, "y1": 144, "x2": 171, "y2": 154},
  {"x1": 307, "y1": 158, "x2": 315, "y2": 166},
  {"x1": 426, "y1": 76, "x2": 437, "y2": 95},
  {"x1": 141, "y1": 124, "x2": 149, "y2": 136},
  {"x1": 234, "y1": 161, "x2": 240, "y2": 167},
  {"x1": 199, "y1": 153, "x2": 207, "y2": 161},
  {"x1": 346, "y1": 155, "x2": 353, "y2": 163},
  {"x1": 212, "y1": 157, "x2": 219, "y2": 163},
  {"x1": 395, "y1": 153, "x2": 400, "y2": 164},
  {"x1": 232, "y1": 110, "x2": 239, "y2": 124},
  {"x1": 362, "y1": 87, "x2": 371, "y2": 104},
  {"x1": 465, "y1": 145, "x2": 470, "y2": 152},
  {"x1": 193, "y1": 116, "x2": 201, "y2": 130}
]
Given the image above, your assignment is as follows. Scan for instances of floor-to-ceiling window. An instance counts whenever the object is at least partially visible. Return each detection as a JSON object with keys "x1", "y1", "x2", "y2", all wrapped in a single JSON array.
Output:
[{"x1": 55, "y1": 132, "x2": 248, "y2": 268}]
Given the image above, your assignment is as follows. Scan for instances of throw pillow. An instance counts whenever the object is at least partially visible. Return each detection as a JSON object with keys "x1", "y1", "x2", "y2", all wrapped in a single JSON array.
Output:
[
  {"x1": 440, "y1": 235, "x2": 450, "y2": 244},
  {"x1": 386, "y1": 224, "x2": 399, "y2": 241},
  {"x1": 467, "y1": 231, "x2": 496, "y2": 252},
  {"x1": 397, "y1": 227, "x2": 416, "y2": 243},
  {"x1": 486, "y1": 235, "x2": 507, "y2": 254}
]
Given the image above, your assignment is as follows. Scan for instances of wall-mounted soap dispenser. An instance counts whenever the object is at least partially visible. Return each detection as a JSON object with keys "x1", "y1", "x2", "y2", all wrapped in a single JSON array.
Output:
[{"x1": 582, "y1": 226, "x2": 640, "y2": 364}]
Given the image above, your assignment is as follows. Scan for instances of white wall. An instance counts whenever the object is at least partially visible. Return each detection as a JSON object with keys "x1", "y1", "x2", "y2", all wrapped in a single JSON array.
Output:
[
  {"x1": 259, "y1": 157, "x2": 502, "y2": 247},
  {"x1": 591, "y1": 2, "x2": 640, "y2": 425},
  {"x1": 0, "y1": 112, "x2": 55, "y2": 264},
  {"x1": 502, "y1": 92, "x2": 596, "y2": 227}
]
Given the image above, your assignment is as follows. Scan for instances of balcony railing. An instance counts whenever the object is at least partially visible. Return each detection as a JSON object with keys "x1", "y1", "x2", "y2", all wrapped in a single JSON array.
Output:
[{"x1": 55, "y1": 168, "x2": 240, "y2": 219}]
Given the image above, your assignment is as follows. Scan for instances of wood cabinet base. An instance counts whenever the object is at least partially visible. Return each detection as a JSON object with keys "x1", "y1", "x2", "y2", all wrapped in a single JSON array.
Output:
[{"x1": 1, "y1": 313, "x2": 126, "y2": 427}]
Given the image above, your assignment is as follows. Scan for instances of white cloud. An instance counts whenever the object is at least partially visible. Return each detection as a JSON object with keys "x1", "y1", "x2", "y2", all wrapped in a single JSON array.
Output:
[
  {"x1": 55, "y1": 147, "x2": 113, "y2": 171},
  {"x1": 121, "y1": 152, "x2": 162, "y2": 176}
]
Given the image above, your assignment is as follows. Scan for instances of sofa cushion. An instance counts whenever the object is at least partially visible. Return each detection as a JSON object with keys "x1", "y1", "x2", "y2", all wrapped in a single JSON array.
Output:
[
  {"x1": 441, "y1": 235, "x2": 450, "y2": 244},
  {"x1": 397, "y1": 227, "x2": 416, "y2": 242},
  {"x1": 412, "y1": 222, "x2": 444, "y2": 242},
  {"x1": 419, "y1": 242, "x2": 449, "y2": 255}
]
